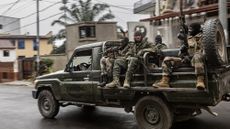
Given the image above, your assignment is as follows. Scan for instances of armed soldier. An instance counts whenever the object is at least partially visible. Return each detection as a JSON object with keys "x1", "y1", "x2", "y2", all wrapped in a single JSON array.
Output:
[
  {"x1": 99, "y1": 38, "x2": 130, "y2": 86},
  {"x1": 154, "y1": 23, "x2": 205, "y2": 90},
  {"x1": 106, "y1": 31, "x2": 166, "y2": 88},
  {"x1": 154, "y1": 35, "x2": 167, "y2": 50}
]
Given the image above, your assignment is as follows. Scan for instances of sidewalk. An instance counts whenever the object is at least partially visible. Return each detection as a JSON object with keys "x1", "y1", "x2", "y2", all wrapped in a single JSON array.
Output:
[{"x1": 0, "y1": 80, "x2": 34, "y2": 87}]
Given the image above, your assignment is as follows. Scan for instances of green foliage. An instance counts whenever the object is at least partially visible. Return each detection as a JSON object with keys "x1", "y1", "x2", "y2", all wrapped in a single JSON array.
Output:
[{"x1": 41, "y1": 58, "x2": 54, "y2": 68}]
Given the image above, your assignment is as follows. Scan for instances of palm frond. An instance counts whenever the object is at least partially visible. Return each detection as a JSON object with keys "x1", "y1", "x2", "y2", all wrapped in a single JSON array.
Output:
[
  {"x1": 51, "y1": 20, "x2": 66, "y2": 26},
  {"x1": 98, "y1": 13, "x2": 115, "y2": 21}
]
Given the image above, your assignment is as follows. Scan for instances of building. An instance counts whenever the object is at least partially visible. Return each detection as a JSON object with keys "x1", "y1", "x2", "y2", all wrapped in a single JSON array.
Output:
[
  {"x1": 0, "y1": 15, "x2": 20, "y2": 35},
  {"x1": 0, "y1": 40, "x2": 17, "y2": 82},
  {"x1": 0, "y1": 34, "x2": 53, "y2": 59},
  {"x1": 130, "y1": 0, "x2": 228, "y2": 48},
  {"x1": 0, "y1": 34, "x2": 53, "y2": 80},
  {"x1": 66, "y1": 21, "x2": 118, "y2": 58}
]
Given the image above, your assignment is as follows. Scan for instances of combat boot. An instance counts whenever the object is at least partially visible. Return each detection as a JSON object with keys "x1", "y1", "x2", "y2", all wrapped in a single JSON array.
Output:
[
  {"x1": 153, "y1": 76, "x2": 170, "y2": 88},
  {"x1": 123, "y1": 78, "x2": 130, "y2": 88},
  {"x1": 196, "y1": 76, "x2": 205, "y2": 90},
  {"x1": 105, "y1": 77, "x2": 120, "y2": 88}
]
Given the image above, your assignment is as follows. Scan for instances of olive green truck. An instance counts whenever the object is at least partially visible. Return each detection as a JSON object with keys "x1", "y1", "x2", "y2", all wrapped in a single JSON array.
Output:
[{"x1": 32, "y1": 19, "x2": 230, "y2": 129}]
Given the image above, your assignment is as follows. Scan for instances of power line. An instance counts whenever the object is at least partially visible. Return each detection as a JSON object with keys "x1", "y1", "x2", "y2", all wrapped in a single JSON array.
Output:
[
  {"x1": 3, "y1": 12, "x2": 63, "y2": 33},
  {"x1": 3, "y1": 1, "x2": 61, "y2": 27},
  {"x1": 0, "y1": 2, "x2": 16, "y2": 7},
  {"x1": 7, "y1": 0, "x2": 35, "y2": 16},
  {"x1": 94, "y1": 0, "x2": 133, "y2": 11},
  {"x1": 1, "y1": 0, "x2": 22, "y2": 15}
]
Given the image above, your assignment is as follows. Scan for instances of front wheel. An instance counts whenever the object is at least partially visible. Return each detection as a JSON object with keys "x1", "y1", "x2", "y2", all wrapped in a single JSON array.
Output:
[
  {"x1": 38, "y1": 90, "x2": 59, "y2": 119},
  {"x1": 135, "y1": 96, "x2": 173, "y2": 129}
]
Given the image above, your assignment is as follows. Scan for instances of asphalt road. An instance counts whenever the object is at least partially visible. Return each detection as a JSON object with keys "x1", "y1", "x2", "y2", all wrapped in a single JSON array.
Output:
[{"x1": 0, "y1": 85, "x2": 230, "y2": 129}]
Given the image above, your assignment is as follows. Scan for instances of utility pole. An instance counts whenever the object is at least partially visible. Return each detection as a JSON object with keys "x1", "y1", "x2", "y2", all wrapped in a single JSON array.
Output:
[{"x1": 36, "y1": 0, "x2": 40, "y2": 76}]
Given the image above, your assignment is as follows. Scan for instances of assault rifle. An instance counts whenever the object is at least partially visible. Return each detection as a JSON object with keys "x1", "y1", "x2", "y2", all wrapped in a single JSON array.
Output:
[{"x1": 177, "y1": 0, "x2": 189, "y2": 57}]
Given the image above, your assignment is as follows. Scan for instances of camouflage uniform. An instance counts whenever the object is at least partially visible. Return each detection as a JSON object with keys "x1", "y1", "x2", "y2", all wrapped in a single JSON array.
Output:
[
  {"x1": 106, "y1": 37, "x2": 165, "y2": 88},
  {"x1": 99, "y1": 41, "x2": 131, "y2": 86},
  {"x1": 162, "y1": 33, "x2": 204, "y2": 76},
  {"x1": 100, "y1": 49, "x2": 115, "y2": 77},
  {"x1": 156, "y1": 32, "x2": 205, "y2": 89}
]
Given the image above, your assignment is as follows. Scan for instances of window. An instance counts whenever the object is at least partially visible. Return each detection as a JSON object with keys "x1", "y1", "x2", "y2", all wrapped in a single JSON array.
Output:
[
  {"x1": 70, "y1": 50, "x2": 92, "y2": 71},
  {"x1": 0, "y1": 24, "x2": 3, "y2": 29},
  {"x1": 18, "y1": 39, "x2": 25, "y2": 49},
  {"x1": 3, "y1": 50, "x2": 9, "y2": 57},
  {"x1": 33, "y1": 39, "x2": 38, "y2": 50},
  {"x1": 79, "y1": 26, "x2": 96, "y2": 38},
  {"x1": 2, "y1": 72, "x2": 7, "y2": 79}
]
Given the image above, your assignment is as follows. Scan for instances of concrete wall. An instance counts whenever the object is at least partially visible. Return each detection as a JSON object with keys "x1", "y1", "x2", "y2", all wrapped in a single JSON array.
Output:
[
  {"x1": 0, "y1": 16, "x2": 20, "y2": 35},
  {"x1": 41, "y1": 54, "x2": 68, "y2": 72},
  {"x1": 66, "y1": 22, "x2": 118, "y2": 59}
]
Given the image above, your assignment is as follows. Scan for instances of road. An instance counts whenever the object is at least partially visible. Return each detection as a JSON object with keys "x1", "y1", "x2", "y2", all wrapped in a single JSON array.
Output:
[{"x1": 0, "y1": 85, "x2": 230, "y2": 129}]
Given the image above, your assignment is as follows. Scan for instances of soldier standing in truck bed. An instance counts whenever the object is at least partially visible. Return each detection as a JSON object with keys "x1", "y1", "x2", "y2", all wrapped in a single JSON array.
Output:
[
  {"x1": 106, "y1": 31, "x2": 166, "y2": 89},
  {"x1": 154, "y1": 23, "x2": 205, "y2": 90}
]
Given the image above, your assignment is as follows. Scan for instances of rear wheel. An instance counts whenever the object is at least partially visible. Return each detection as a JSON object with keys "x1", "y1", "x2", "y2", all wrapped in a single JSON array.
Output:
[
  {"x1": 38, "y1": 90, "x2": 59, "y2": 119},
  {"x1": 135, "y1": 96, "x2": 173, "y2": 129}
]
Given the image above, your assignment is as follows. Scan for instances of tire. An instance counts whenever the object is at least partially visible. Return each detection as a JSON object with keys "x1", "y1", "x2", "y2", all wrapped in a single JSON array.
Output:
[
  {"x1": 135, "y1": 96, "x2": 173, "y2": 129},
  {"x1": 202, "y1": 19, "x2": 227, "y2": 66},
  {"x1": 38, "y1": 90, "x2": 59, "y2": 119}
]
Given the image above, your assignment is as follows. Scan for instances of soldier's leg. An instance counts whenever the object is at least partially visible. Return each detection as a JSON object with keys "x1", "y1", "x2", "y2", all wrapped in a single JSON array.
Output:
[
  {"x1": 98, "y1": 57, "x2": 107, "y2": 86},
  {"x1": 154, "y1": 57, "x2": 182, "y2": 88},
  {"x1": 100, "y1": 57, "x2": 107, "y2": 75},
  {"x1": 105, "y1": 58, "x2": 127, "y2": 88},
  {"x1": 124, "y1": 57, "x2": 139, "y2": 88},
  {"x1": 191, "y1": 53, "x2": 205, "y2": 90}
]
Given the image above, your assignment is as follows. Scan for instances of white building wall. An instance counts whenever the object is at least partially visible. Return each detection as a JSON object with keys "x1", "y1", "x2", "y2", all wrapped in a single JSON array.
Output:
[
  {"x1": 0, "y1": 49, "x2": 18, "y2": 72},
  {"x1": 0, "y1": 49, "x2": 16, "y2": 62},
  {"x1": 0, "y1": 16, "x2": 20, "y2": 35}
]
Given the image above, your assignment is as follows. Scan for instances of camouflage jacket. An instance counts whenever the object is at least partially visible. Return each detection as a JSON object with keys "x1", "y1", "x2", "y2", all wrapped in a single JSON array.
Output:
[
  {"x1": 187, "y1": 33, "x2": 203, "y2": 56},
  {"x1": 126, "y1": 38, "x2": 166, "y2": 58}
]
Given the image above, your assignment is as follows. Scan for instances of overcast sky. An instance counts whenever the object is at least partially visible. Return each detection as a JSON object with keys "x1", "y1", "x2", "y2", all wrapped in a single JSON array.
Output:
[{"x1": 0, "y1": 0, "x2": 149, "y2": 36}]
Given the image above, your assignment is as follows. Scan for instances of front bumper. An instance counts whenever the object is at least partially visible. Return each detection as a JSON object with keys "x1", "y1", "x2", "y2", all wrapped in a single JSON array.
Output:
[{"x1": 32, "y1": 90, "x2": 38, "y2": 99}]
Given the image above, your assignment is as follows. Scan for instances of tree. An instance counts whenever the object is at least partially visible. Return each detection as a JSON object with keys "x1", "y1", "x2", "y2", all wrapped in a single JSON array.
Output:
[{"x1": 51, "y1": 0, "x2": 115, "y2": 44}]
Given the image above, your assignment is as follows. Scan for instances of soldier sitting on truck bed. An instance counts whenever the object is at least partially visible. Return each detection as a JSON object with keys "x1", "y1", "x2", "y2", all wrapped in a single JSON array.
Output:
[
  {"x1": 105, "y1": 31, "x2": 166, "y2": 89},
  {"x1": 99, "y1": 38, "x2": 130, "y2": 86},
  {"x1": 154, "y1": 23, "x2": 205, "y2": 90}
]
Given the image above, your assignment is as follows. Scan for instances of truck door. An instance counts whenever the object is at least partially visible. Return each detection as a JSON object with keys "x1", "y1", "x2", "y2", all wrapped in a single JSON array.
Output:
[{"x1": 62, "y1": 49, "x2": 94, "y2": 102}]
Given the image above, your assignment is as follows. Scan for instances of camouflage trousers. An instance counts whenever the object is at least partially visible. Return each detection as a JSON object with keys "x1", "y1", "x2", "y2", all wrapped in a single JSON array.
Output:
[
  {"x1": 100, "y1": 57, "x2": 114, "y2": 77},
  {"x1": 113, "y1": 57, "x2": 139, "y2": 79},
  {"x1": 162, "y1": 52, "x2": 204, "y2": 76}
]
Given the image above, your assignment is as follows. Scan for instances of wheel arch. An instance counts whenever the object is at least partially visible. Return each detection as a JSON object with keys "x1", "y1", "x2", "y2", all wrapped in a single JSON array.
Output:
[{"x1": 36, "y1": 80, "x2": 62, "y2": 100}]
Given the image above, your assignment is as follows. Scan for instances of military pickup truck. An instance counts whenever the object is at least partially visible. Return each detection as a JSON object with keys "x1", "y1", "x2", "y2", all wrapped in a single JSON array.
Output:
[{"x1": 32, "y1": 19, "x2": 230, "y2": 129}]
